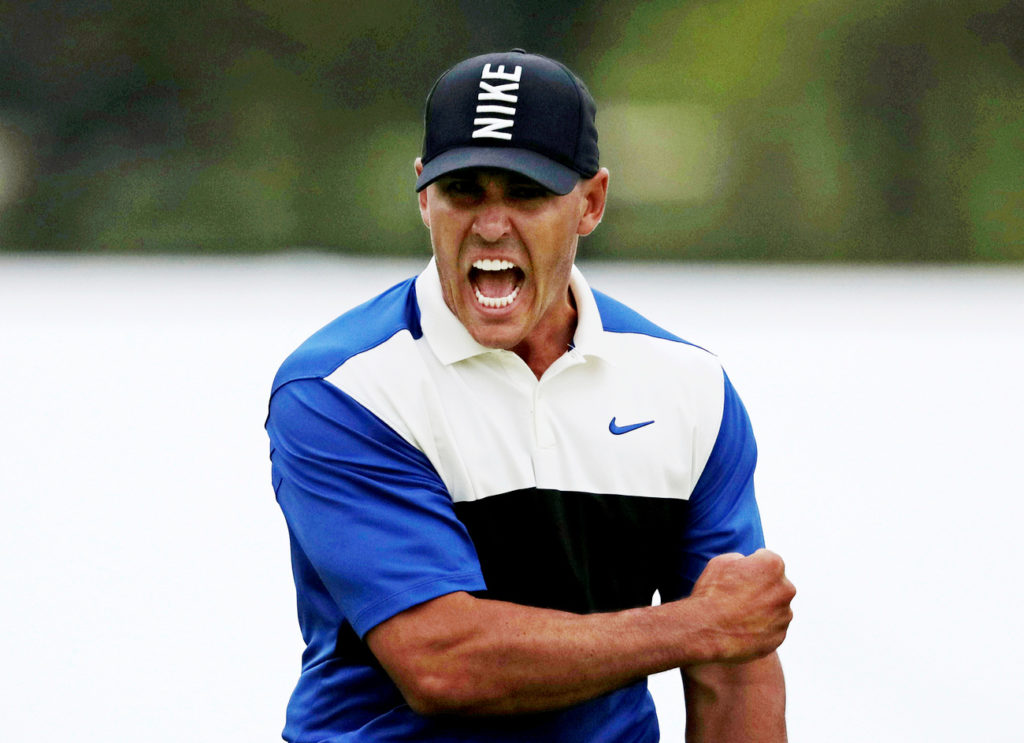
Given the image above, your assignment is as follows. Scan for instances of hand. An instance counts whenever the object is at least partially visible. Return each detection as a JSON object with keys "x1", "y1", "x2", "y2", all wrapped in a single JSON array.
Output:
[{"x1": 687, "y1": 549, "x2": 796, "y2": 664}]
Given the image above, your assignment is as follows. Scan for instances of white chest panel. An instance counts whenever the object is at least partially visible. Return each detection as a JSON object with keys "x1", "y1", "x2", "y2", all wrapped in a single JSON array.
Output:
[{"x1": 327, "y1": 328, "x2": 725, "y2": 505}]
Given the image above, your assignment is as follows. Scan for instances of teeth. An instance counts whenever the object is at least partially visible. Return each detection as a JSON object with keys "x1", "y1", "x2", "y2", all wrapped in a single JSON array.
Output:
[
  {"x1": 473, "y1": 259, "x2": 517, "y2": 271},
  {"x1": 475, "y1": 285, "x2": 520, "y2": 308},
  {"x1": 471, "y1": 258, "x2": 521, "y2": 308}
]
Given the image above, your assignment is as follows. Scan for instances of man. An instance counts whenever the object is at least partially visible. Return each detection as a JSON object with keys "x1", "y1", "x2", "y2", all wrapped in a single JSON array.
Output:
[{"x1": 266, "y1": 49, "x2": 795, "y2": 742}]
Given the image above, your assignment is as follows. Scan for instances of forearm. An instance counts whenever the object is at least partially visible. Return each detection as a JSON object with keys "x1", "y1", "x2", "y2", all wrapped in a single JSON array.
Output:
[
  {"x1": 367, "y1": 590, "x2": 717, "y2": 716},
  {"x1": 366, "y1": 550, "x2": 794, "y2": 717},
  {"x1": 682, "y1": 652, "x2": 787, "y2": 743}
]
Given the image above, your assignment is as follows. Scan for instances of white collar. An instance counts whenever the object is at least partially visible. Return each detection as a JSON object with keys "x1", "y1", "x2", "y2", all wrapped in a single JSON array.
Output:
[{"x1": 415, "y1": 257, "x2": 609, "y2": 366}]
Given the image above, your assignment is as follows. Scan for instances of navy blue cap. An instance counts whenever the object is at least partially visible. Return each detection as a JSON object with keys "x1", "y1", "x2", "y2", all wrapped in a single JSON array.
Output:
[{"x1": 416, "y1": 50, "x2": 599, "y2": 195}]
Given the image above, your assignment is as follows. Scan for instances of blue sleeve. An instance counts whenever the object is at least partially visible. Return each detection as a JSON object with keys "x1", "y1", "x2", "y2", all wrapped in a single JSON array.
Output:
[
  {"x1": 267, "y1": 378, "x2": 487, "y2": 638},
  {"x1": 661, "y1": 370, "x2": 765, "y2": 600}
]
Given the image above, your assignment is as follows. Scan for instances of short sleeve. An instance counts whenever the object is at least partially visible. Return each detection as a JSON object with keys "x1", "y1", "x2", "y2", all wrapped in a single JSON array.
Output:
[
  {"x1": 267, "y1": 377, "x2": 486, "y2": 637},
  {"x1": 660, "y1": 370, "x2": 766, "y2": 600}
]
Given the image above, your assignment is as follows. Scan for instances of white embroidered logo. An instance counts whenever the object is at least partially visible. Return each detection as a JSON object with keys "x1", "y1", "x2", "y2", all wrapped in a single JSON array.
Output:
[{"x1": 472, "y1": 63, "x2": 522, "y2": 141}]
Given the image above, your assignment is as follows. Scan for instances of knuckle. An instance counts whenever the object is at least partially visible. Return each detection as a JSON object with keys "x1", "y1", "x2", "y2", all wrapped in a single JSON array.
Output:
[{"x1": 713, "y1": 551, "x2": 743, "y2": 564}]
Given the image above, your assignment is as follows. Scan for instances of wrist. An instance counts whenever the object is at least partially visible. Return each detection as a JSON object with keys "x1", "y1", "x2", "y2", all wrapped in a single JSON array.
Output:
[{"x1": 665, "y1": 595, "x2": 730, "y2": 667}]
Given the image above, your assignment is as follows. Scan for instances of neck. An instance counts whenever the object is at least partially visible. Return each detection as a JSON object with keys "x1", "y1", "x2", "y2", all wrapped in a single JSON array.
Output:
[{"x1": 512, "y1": 291, "x2": 578, "y2": 379}]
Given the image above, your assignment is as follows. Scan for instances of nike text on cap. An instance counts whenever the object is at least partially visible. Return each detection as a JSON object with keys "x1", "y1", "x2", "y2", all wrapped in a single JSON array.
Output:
[{"x1": 415, "y1": 49, "x2": 600, "y2": 196}]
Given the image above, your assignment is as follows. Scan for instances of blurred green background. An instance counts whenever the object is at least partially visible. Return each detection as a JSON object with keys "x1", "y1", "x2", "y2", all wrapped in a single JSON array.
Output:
[{"x1": 0, "y1": 0, "x2": 1021, "y2": 260}]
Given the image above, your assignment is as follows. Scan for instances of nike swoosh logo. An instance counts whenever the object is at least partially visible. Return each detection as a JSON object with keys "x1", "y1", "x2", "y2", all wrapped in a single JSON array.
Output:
[{"x1": 608, "y1": 417, "x2": 655, "y2": 435}]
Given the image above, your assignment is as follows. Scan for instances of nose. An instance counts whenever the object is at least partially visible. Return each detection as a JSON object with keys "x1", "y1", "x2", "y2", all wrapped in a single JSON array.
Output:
[{"x1": 471, "y1": 201, "x2": 512, "y2": 243}]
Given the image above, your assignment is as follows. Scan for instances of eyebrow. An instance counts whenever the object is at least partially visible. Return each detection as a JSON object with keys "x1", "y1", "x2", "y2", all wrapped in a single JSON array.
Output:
[
  {"x1": 437, "y1": 170, "x2": 553, "y2": 196},
  {"x1": 442, "y1": 169, "x2": 542, "y2": 185}
]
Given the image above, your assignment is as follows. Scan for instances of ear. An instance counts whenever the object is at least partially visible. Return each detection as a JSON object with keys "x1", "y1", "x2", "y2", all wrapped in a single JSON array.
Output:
[
  {"x1": 576, "y1": 168, "x2": 609, "y2": 237},
  {"x1": 414, "y1": 158, "x2": 429, "y2": 228}
]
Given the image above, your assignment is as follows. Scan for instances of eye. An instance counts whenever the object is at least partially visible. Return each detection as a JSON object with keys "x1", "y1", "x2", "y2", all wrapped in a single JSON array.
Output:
[
  {"x1": 508, "y1": 183, "x2": 551, "y2": 200},
  {"x1": 440, "y1": 179, "x2": 481, "y2": 198}
]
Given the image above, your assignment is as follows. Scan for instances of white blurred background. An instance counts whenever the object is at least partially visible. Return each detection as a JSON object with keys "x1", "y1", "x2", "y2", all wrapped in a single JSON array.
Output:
[{"x1": 2, "y1": 254, "x2": 1022, "y2": 741}]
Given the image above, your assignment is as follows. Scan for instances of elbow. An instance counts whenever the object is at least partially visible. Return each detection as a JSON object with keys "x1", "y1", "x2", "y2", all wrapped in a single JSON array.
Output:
[
  {"x1": 397, "y1": 666, "x2": 500, "y2": 717},
  {"x1": 401, "y1": 676, "x2": 461, "y2": 717}
]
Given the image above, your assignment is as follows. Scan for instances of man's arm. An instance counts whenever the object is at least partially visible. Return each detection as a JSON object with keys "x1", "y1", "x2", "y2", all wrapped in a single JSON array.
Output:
[
  {"x1": 679, "y1": 552, "x2": 789, "y2": 742},
  {"x1": 366, "y1": 549, "x2": 794, "y2": 717},
  {"x1": 682, "y1": 653, "x2": 787, "y2": 743}
]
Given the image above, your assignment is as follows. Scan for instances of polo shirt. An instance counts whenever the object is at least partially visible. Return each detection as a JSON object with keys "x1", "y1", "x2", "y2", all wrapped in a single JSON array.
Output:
[{"x1": 266, "y1": 260, "x2": 764, "y2": 742}]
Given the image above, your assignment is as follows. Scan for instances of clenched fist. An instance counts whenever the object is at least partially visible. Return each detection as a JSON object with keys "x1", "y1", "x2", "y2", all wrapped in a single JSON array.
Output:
[{"x1": 687, "y1": 549, "x2": 796, "y2": 664}]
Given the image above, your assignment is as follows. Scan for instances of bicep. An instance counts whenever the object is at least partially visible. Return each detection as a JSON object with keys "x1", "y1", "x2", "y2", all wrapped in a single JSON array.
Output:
[
  {"x1": 662, "y1": 370, "x2": 765, "y2": 600},
  {"x1": 682, "y1": 653, "x2": 787, "y2": 742},
  {"x1": 364, "y1": 590, "x2": 477, "y2": 692},
  {"x1": 681, "y1": 651, "x2": 785, "y2": 694}
]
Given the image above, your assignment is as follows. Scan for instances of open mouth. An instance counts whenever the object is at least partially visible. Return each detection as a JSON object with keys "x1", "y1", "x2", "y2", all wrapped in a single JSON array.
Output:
[{"x1": 469, "y1": 259, "x2": 524, "y2": 309}]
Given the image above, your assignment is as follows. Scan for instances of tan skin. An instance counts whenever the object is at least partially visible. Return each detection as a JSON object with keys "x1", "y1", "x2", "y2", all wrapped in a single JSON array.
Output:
[
  {"x1": 364, "y1": 161, "x2": 794, "y2": 740},
  {"x1": 415, "y1": 159, "x2": 606, "y2": 378}
]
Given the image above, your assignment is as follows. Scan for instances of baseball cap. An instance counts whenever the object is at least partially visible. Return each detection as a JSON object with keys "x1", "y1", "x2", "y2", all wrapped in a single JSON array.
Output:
[{"x1": 415, "y1": 49, "x2": 599, "y2": 195}]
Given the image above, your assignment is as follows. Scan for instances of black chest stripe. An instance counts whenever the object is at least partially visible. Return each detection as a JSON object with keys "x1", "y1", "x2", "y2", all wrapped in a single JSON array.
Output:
[{"x1": 455, "y1": 488, "x2": 690, "y2": 615}]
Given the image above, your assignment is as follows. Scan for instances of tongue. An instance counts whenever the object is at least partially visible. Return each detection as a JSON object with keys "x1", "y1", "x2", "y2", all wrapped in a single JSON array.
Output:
[{"x1": 474, "y1": 269, "x2": 519, "y2": 298}]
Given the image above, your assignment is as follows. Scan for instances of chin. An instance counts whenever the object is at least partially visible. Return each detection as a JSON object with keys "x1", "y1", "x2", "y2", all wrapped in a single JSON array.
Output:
[{"x1": 466, "y1": 320, "x2": 525, "y2": 351}]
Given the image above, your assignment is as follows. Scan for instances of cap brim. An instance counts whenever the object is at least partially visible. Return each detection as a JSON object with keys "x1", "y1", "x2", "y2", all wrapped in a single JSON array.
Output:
[{"x1": 415, "y1": 146, "x2": 580, "y2": 195}]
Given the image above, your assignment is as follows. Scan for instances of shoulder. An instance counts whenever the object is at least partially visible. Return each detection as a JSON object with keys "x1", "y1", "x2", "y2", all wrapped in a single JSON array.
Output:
[
  {"x1": 590, "y1": 287, "x2": 723, "y2": 392},
  {"x1": 271, "y1": 277, "x2": 422, "y2": 396},
  {"x1": 592, "y1": 289, "x2": 701, "y2": 348}
]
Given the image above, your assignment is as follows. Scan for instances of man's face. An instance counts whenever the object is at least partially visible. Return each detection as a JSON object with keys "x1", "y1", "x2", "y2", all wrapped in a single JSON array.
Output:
[{"x1": 417, "y1": 164, "x2": 607, "y2": 355}]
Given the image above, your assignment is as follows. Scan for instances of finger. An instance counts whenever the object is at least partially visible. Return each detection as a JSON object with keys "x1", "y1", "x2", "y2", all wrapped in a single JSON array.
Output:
[{"x1": 748, "y1": 549, "x2": 787, "y2": 574}]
